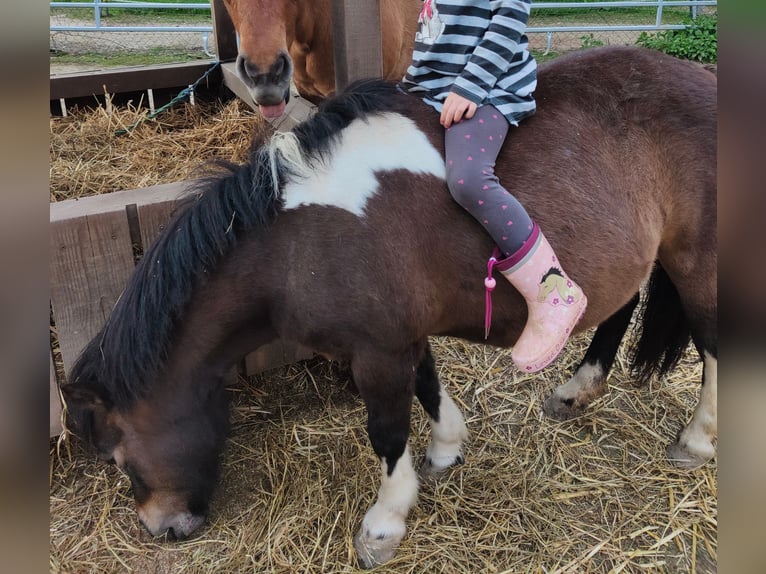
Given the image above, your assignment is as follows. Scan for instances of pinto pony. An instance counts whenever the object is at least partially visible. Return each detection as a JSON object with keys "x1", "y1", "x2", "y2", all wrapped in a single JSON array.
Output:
[
  {"x1": 220, "y1": 0, "x2": 420, "y2": 115},
  {"x1": 62, "y1": 47, "x2": 717, "y2": 568}
]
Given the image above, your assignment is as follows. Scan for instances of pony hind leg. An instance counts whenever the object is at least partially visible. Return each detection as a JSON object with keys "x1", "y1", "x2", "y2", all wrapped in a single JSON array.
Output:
[
  {"x1": 666, "y1": 349, "x2": 717, "y2": 468},
  {"x1": 667, "y1": 284, "x2": 717, "y2": 468},
  {"x1": 351, "y1": 347, "x2": 420, "y2": 568},
  {"x1": 415, "y1": 341, "x2": 468, "y2": 477},
  {"x1": 543, "y1": 294, "x2": 640, "y2": 420},
  {"x1": 656, "y1": 242, "x2": 717, "y2": 468}
]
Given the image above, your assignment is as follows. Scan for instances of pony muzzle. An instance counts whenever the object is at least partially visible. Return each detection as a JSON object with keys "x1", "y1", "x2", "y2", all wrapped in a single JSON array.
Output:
[
  {"x1": 235, "y1": 51, "x2": 293, "y2": 116},
  {"x1": 137, "y1": 500, "x2": 205, "y2": 540}
]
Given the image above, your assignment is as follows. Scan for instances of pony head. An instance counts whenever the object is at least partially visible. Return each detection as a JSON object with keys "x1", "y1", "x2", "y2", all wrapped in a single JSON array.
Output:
[
  {"x1": 62, "y1": 365, "x2": 229, "y2": 540},
  {"x1": 223, "y1": 0, "x2": 301, "y2": 117}
]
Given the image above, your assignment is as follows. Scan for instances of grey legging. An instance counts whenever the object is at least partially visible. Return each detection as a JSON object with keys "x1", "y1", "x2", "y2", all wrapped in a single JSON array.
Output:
[{"x1": 445, "y1": 104, "x2": 533, "y2": 257}]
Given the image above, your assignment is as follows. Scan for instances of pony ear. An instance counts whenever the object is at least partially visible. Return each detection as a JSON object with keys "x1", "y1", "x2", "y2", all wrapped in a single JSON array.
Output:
[{"x1": 60, "y1": 382, "x2": 117, "y2": 454}]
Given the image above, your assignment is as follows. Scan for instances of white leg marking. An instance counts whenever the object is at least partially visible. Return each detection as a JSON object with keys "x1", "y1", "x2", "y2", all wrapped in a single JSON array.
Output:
[
  {"x1": 668, "y1": 352, "x2": 717, "y2": 467},
  {"x1": 354, "y1": 444, "x2": 418, "y2": 567},
  {"x1": 543, "y1": 361, "x2": 607, "y2": 420},
  {"x1": 424, "y1": 385, "x2": 468, "y2": 474}
]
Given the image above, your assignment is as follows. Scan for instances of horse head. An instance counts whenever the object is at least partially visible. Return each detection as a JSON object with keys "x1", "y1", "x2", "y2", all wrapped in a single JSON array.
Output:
[
  {"x1": 62, "y1": 373, "x2": 229, "y2": 540},
  {"x1": 223, "y1": 0, "x2": 303, "y2": 117}
]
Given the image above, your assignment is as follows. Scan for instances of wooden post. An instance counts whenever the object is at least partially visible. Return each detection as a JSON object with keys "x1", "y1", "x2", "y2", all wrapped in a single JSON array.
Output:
[
  {"x1": 331, "y1": 0, "x2": 383, "y2": 92},
  {"x1": 211, "y1": 0, "x2": 238, "y2": 62},
  {"x1": 51, "y1": 351, "x2": 63, "y2": 437}
]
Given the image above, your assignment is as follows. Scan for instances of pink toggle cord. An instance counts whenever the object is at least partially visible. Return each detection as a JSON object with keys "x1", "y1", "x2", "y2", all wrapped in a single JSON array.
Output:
[{"x1": 484, "y1": 247, "x2": 503, "y2": 339}]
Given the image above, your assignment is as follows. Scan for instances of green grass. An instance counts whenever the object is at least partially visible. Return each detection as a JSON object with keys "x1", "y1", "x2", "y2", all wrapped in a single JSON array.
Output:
[
  {"x1": 52, "y1": 0, "x2": 211, "y2": 23},
  {"x1": 532, "y1": 50, "x2": 563, "y2": 64},
  {"x1": 50, "y1": 47, "x2": 211, "y2": 67},
  {"x1": 530, "y1": 4, "x2": 692, "y2": 18}
]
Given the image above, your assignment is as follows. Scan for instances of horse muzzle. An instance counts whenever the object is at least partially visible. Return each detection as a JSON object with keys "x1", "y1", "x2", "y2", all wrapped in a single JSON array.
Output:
[
  {"x1": 137, "y1": 502, "x2": 206, "y2": 540},
  {"x1": 235, "y1": 51, "x2": 293, "y2": 118}
]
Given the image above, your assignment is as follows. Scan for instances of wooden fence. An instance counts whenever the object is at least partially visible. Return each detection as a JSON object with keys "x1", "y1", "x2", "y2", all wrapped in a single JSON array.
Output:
[
  {"x1": 49, "y1": 184, "x2": 313, "y2": 436},
  {"x1": 50, "y1": 0, "x2": 385, "y2": 436}
]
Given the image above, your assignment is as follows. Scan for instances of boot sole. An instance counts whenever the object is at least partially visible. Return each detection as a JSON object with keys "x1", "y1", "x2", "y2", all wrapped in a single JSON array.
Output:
[{"x1": 512, "y1": 296, "x2": 588, "y2": 373}]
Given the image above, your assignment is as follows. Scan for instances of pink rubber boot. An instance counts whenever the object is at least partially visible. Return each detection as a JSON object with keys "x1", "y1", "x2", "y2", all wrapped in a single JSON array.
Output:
[{"x1": 496, "y1": 223, "x2": 587, "y2": 373}]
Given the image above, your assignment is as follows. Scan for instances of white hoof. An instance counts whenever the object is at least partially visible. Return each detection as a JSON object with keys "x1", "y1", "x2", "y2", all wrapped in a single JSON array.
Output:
[
  {"x1": 353, "y1": 518, "x2": 405, "y2": 569},
  {"x1": 666, "y1": 439, "x2": 715, "y2": 469}
]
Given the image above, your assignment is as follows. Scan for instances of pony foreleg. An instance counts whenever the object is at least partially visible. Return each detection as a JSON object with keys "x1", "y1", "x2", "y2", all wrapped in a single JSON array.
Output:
[
  {"x1": 544, "y1": 294, "x2": 638, "y2": 419},
  {"x1": 415, "y1": 343, "x2": 468, "y2": 476},
  {"x1": 421, "y1": 385, "x2": 468, "y2": 476},
  {"x1": 667, "y1": 352, "x2": 717, "y2": 468},
  {"x1": 352, "y1": 349, "x2": 419, "y2": 568},
  {"x1": 353, "y1": 444, "x2": 419, "y2": 568}
]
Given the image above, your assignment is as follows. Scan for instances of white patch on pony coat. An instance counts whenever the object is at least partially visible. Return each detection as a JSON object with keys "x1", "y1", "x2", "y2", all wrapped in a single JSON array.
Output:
[
  {"x1": 279, "y1": 113, "x2": 446, "y2": 216},
  {"x1": 359, "y1": 444, "x2": 418, "y2": 542},
  {"x1": 675, "y1": 351, "x2": 717, "y2": 459},
  {"x1": 426, "y1": 385, "x2": 468, "y2": 471}
]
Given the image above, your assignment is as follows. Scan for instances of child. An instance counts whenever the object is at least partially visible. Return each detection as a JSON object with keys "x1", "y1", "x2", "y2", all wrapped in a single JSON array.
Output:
[{"x1": 400, "y1": 0, "x2": 587, "y2": 372}]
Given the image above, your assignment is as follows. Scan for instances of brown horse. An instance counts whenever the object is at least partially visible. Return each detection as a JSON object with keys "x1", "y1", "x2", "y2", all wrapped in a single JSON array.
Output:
[
  {"x1": 62, "y1": 47, "x2": 717, "y2": 568},
  {"x1": 220, "y1": 0, "x2": 420, "y2": 115}
]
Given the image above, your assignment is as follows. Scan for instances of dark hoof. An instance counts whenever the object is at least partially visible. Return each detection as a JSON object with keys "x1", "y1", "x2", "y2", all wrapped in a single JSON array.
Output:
[
  {"x1": 542, "y1": 393, "x2": 584, "y2": 421},
  {"x1": 419, "y1": 454, "x2": 464, "y2": 479}
]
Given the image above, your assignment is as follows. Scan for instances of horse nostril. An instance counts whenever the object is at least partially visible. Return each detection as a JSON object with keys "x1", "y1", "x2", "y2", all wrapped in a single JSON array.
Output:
[
  {"x1": 273, "y1": 55, "x2": 285, "y2": 78},
  {"x1": 273, "y1": 52, "x2": 292, "y2": 82},
  {"x1": 236, "y1": 55, "x2": 260, "y2": 80}
]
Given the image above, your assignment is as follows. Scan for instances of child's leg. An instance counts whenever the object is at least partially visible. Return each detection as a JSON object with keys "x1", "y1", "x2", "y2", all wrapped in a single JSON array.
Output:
[
  {"x1": 445, "y1": 105, "x2": 532, "y2": 257},
  {"x1": 445, "y1": 105, "x2": 587, "y2": 373}
]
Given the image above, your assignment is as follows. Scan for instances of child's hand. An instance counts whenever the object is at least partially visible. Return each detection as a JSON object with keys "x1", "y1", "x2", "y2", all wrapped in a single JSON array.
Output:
[{"x1": 441, "y1": 92, "x2": 478, "y2": 128}]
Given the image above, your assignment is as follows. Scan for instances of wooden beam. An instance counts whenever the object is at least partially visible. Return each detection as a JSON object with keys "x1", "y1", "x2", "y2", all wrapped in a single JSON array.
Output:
[
  {"x1": 50, "y1": 182, "x2": 195, "y2": 376},
  {"x1": 331, "y1": 0, "x2": 383, "y2": 91},
  {"x1": 50, "y1": 205, "x2": 136, "y2": 375},
  {"x1": 50, "y1": 61, "x2": 222, "y2": 101},
  {"x1": 211, "y1": 0, "x2": 238, "y2": 62},
  {"x1": 50, "y1": 180, "x2": 315, "y2": 384},
  {"x1": 51, "y1": 351, "x2": 63, "y2": 437}
]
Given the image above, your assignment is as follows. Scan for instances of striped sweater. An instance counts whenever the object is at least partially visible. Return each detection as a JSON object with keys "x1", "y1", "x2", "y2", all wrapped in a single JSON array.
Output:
[{"x1": 400, "y1": 0, "x2": 537, "y2": 126}]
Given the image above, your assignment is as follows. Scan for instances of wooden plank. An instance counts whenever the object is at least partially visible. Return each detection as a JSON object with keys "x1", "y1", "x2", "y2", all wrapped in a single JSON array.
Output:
[
  {"x1": 50, "y1": 61, "x2": 222, "y2": 101},
  {"x1": 50, "y1": 207, "x2": 136, "y2": 376},
  {"x1": 50, "y1": 178, "x2": 315, "y2": 383},
  {"x1": 220, "y1": 62, "x2": 257, "y2": 110},
  {"x1": 50, "y1": 352, "x2": 63, "y2": 437},
  {"x1": 51, "y1": 181, "x2": 194, "y2": 223},
  {"x1": 211, "y1": 0, "x2": 238, "y2": 62},
  {"x1": 331, "y1": 0, "x2": 383, "y2": 91},
  {"x1": 137, "y1": 200, "x2": 179, "y2": 252}
]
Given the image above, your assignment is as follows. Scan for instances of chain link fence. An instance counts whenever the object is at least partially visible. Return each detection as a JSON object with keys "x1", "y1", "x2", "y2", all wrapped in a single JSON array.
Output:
[
  {"x1": 50, "y1": 1, "x2": 717, "y2": 69},
  {"x1": 50, "y1": 1, "x2": 216, "y2": 69}
]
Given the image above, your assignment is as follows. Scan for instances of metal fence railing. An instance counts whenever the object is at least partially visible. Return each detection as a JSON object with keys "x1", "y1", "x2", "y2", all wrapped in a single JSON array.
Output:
[
  {"x1": 50, "y1": 0, "x2": 216, "y2": 58},
  {"x1": 50, "y1": 0, "x2": 717, "y2": 61},
  {"x1": 526, "y1": 1, "x2": 717, "y2": 53}
]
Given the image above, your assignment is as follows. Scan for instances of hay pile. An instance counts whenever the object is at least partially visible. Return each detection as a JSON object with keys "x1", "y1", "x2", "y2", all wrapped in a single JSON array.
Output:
[
  {"x1": 49, "y1": 101, "x2": 716, "y2": 573},
  {"x1": 50, "y1": 97, "x2": 267, "y2": 201}
]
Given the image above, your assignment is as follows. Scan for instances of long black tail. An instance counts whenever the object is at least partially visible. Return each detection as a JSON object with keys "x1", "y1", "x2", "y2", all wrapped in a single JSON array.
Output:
[{"x1": 630, "y1": 263, "x2": 692, "y2": 382}]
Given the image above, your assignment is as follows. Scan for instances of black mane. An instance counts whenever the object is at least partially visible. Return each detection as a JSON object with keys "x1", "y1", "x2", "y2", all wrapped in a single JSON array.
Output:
[{"x1": 67, "y1": 80, "x2": 408, "y2": 408}]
